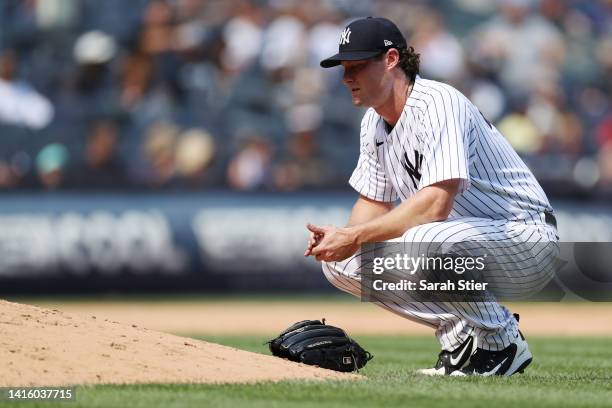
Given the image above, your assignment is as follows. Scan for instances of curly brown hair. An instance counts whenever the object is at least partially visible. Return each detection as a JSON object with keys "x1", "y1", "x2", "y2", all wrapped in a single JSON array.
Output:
[
  {"x1": 397, "y1": 46, "x2": 420, "y2": 82},
  {"x1": 375, "y1": 46, "x2": 420, "y2": 82}
]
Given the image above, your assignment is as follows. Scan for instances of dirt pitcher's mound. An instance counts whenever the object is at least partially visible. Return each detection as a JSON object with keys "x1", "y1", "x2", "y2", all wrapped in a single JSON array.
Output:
[{"x1": 0, "y1": 300, "x2": 360, "y2": 387}]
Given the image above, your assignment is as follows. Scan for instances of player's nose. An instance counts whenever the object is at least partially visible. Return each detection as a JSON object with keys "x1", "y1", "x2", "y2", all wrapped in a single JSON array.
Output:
[{"x1": 342, "y1": 68, "x2": 354, "y2": 85}]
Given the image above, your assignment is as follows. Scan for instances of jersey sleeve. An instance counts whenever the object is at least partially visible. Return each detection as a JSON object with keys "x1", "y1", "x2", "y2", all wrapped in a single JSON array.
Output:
[
  {"x1": 348, "y1": 111, "x2": 398, "y2": 202},
  {"x1": 417, "y1": 88, "x2": 471, "y2": 193}
]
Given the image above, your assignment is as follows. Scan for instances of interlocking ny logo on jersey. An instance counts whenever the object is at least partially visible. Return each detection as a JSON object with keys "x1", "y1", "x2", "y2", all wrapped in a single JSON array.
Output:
[
  {"x1": 402, "y1": 150, "x2": 424, "y2": 188},
  {"x1": 340, "y1": 27, "x2": 351, "y2": 45}
]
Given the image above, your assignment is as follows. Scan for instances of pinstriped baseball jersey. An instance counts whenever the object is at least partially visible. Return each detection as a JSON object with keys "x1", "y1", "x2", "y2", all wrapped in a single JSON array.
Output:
[{"x1": 348, "y1": 76, "x2": 553, "y2": 225}]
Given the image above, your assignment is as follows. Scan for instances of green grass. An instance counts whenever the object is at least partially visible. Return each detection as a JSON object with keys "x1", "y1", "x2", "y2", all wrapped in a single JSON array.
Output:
[{"x1": 7, "y1": 336, "x2": 612, "y2": 408}]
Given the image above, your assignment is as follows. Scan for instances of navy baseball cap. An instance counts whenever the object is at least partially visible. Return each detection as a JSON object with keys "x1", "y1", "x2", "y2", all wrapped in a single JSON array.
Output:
[{"x1": 320, "y1": 17, "x2": 407, "y2": 68}]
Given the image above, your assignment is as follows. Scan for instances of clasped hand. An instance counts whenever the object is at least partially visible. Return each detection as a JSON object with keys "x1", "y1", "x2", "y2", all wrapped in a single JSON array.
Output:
[{"x1": 303, "y1": 223, "x2": 360, "y2": 262}]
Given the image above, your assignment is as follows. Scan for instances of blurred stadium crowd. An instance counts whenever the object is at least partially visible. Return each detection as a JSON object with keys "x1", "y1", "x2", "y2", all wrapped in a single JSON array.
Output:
[{"x1": 0, "y1": 0, "x2": 611, "y2": 197}]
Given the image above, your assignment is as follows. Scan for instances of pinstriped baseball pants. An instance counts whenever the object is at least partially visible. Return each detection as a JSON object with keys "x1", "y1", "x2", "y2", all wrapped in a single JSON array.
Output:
[{"x1": 321, "y1": 217, "x2": 559, "y2": 351}]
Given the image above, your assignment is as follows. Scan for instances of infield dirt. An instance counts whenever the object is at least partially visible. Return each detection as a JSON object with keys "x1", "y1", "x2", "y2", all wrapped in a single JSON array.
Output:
[{"x1": 0, "y1": 300, "x2": 360, "y2": 387}]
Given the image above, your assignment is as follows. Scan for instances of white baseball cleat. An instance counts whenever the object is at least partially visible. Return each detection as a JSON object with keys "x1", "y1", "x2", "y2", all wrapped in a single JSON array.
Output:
[
  {"x1": 417, "y1": 335, "x2": 475, "y2": 376},
  {"x1": 450, "y1": 330, "x2": 532, "y2": 377}
]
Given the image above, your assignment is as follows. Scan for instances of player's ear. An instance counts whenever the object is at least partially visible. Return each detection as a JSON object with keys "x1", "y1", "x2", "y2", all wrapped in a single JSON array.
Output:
[{"x1": 385, "y1": 48, "x2": 400, "y2": 71}]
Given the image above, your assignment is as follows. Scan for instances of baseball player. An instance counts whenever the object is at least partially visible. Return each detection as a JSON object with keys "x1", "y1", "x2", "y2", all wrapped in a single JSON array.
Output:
[{"x1": 305, "y1": 17, "x2": 559, "y2": 376}]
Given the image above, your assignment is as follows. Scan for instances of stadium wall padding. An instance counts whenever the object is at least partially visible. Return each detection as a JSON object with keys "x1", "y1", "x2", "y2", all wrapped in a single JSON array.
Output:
[{"x1": 0, "y1": 192, "x2": 609, "y2": 294}]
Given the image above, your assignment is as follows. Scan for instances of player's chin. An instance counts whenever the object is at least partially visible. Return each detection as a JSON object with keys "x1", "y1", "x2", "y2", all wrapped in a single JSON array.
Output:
[{"x1": 351, "y1": 97, "x2": 367, "y2": 107}]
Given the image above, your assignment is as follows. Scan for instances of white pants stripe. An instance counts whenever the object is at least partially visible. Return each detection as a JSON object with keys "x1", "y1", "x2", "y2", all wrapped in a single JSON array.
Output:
[{"x1": 321, "y1": 217, "x2": 558, "y2": 351}]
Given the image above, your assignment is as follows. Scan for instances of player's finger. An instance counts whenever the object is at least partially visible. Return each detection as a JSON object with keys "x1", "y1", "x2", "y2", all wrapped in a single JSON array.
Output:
[
  {"x1": 306, "y1": 231, "x2": 319, "y2": 253},
  {"x1": 308, "y1": 236, "x2": 319, "y2": 250},
  {"x1": 310, "y1": 242, "x2": 328, "y2": 256},
  {"x1": 307, "y1": 237, "x2": 323, "y2": 255},
  {"x1": 316, "y1": 251, "x2": 333, "y2": 262},
  {"x1": 306, "y1": 223, "x2": 325, "y2": 234}
]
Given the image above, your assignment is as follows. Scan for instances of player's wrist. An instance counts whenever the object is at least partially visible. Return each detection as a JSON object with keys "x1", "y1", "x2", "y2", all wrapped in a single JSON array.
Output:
[{"x1": 346, "y1": 225, "x2": 365, "y2": 246}]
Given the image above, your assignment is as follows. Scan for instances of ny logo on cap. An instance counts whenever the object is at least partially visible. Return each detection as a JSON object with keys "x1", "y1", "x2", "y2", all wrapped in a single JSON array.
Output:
[
  {"x1": 384, "y1": 40, "x2": 393, "y2": 46},
  {"x1": 339, "y1": 27, "x2": 351, "y2": 45}
]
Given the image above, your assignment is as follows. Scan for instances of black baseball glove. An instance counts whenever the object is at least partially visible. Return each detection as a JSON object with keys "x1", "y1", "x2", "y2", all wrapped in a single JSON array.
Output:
[{"x1": 267, "y1": 319, "x2": 373, "y2": 372}]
